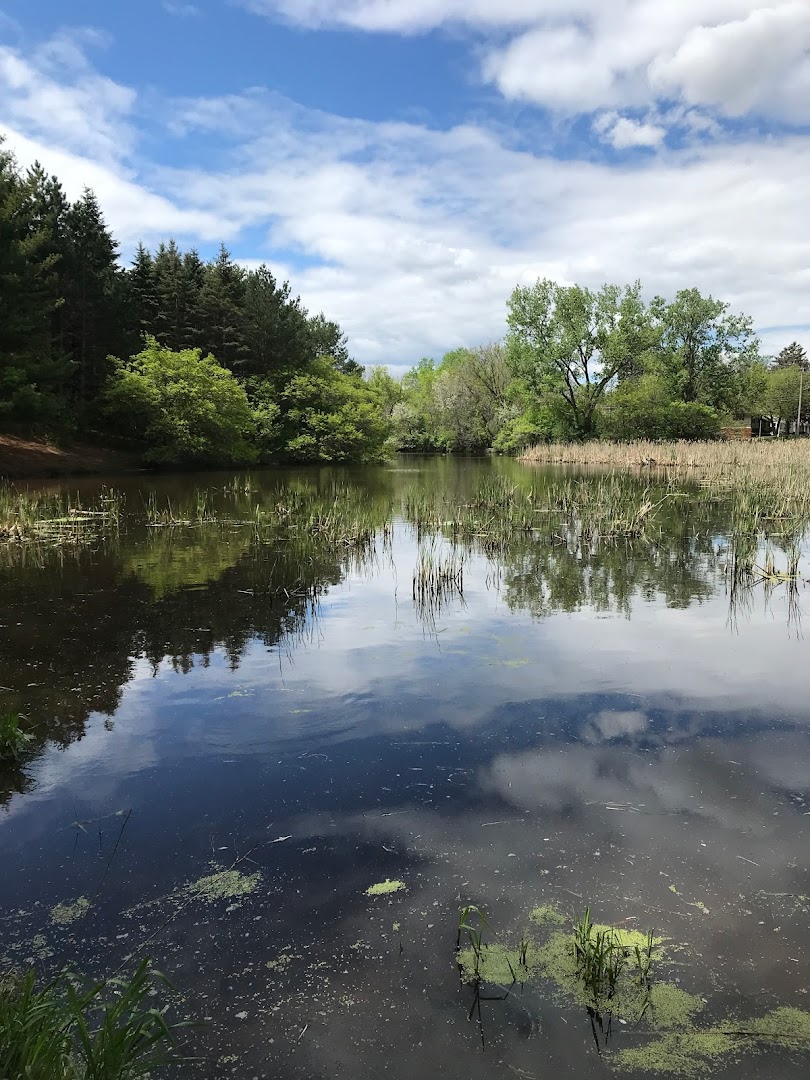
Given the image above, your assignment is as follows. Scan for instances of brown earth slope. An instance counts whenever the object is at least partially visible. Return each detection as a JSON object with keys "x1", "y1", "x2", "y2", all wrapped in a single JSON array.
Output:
[{"x1": 0, "y1": 434, "x2": 141, "y2": 479}]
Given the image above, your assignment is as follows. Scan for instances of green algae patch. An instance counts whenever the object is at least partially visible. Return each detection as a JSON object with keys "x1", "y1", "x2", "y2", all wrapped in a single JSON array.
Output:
[
  {"x1": 185, "y1": 869, "x2": 261, "y2": 903},
  {"x1": 458, "y1": 925, "x2": 694, "y2": 1034},
  {"x1": 734, "y1": 1006, "x2": 810, "y2": 1045},
  {"x1": 529, "y1": 905, "x2": 566, "y2": 927},
  {"x1": 591, "y1": 924, "x2": 665, "y2": 951},
  {"x1": 612, "y1": 1032, "x2": 738, "y2": 1076},
  {"x1": 50, "y1": 897, "x2": 90, "y2": 926},
  {"x1": 610, "y1": 1006, "x2": 810, "y2": 1074},
  {"x1": 646, "y1": 983, "x2": 704, "y2": 1031},
  {"x1": 366, "y1": 879, "x2": 405, "y2": 897},
  {"x1": 458, "y1": 943, "x2": 532, "y2": 986}
]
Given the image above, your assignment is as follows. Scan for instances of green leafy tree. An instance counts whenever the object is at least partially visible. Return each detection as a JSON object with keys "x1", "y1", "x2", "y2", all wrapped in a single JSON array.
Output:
[
  {"x1": 649, "y1": 288, "x2": 759, "y2": 410},
  {"x1": 366, "y1": 366, "x2": 402, "y2": 417},
  {"x1": 765, "y1": 366, "x2": 807, "y2": 428},
  {"x1": 773, "y1": 341, "x2": 808, "y2": 371},
  {"x1": 393, "y1": 358, "x2": 446, "y2": 451},
  {"x1": 506, "y1": 280, "x2": 651, "y2": 438},
  {"x1": 102, "y1": 338, "x2": 257, "y2": 466},
  {"x1": 273, "y1": 357, "x2": 391, "y2": 462},
  {"x1": 600, "y1": 375, "x2": 721, "y2": 440},
  {"x1": 430, "y1": 344, "x2": 511, "y2": 451}
]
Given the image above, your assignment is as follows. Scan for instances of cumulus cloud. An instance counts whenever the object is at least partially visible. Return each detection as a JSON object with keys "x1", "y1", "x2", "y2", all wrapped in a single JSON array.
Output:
[
  {"x1": 244, "y1": 1, "x2": 810, "y2": 126},
  {"x1": 593, "y1": 111, "x2": 666, "y2": 149},
  {"x1": 1, "y1": 33, "x2": 809, "y2": 368}
]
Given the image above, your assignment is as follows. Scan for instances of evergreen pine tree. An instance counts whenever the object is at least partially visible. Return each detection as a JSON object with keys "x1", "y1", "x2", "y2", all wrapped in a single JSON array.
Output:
[
  {"x1": 181, "y1": 248, "x2": 206, "y2": 348},
  {"x1": 62, "y1": 188, "x2": 121, "y2": 404},
  {"x1": 0, "y1": 144, "x2": 68, "y2": 422},
  {"x1": 154, "y1": 240, "x2": 188, "y2": 352},
  {"x1": 241, "y1": 265, "x2": 312, "y2": 381},
  {"x1": 126, "y1": 242, "x2": 159, "y2": 352},
  {"x1": 774, "y1": 341, "x2": 809, "y2": 371},
  {"x1": 199, "y1": 243, "x2": 248, "y2": 369},
  {"x1": 308, "y1": 312, "x2": 361, "y2": 374}
]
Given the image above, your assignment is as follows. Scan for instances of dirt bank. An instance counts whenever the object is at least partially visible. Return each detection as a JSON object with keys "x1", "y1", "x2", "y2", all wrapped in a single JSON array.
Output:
[{"x1": 0, "y1": 434, "x2": 142, "y2": 480}]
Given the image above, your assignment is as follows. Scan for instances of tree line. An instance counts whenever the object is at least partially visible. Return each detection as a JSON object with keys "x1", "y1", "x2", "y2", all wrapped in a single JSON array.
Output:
[
  {"x1": 387, "y1": 281, "x2": 808, "y2": 451},
  {"x1": 4, "y1": 135, "x2": 807, "y2": 464},
  {"x1": 1, "y1": 139, "x2": 389, "y2": 465}
]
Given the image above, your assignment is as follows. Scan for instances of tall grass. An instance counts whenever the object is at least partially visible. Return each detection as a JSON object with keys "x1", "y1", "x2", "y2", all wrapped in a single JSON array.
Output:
[
  {"x1": 0, "y1": 485, "x2": 122, "y2": 546},
  {"x1": 521, "y1": 439, "x2": 810, "y2": 475},
  {"x1": 0, "y1": 960, "x2": 191, "y2": 1079},
  {"x1": 0, "y1": 712, "x2": 34, "y2": 763}
]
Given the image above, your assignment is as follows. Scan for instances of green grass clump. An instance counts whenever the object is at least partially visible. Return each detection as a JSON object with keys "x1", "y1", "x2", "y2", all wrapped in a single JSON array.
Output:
[
  {"x1": 0, "y1": 712, "x2": 34, "y2": 763},
  {"x1": 0, "y1": 960, "x2": 190, "y2": 1079}
]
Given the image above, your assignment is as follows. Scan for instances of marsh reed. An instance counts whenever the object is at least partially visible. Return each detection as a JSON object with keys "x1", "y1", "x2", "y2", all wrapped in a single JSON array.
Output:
[{"x1": 0, "y1": 485, "x2": 122, "y2": 545}]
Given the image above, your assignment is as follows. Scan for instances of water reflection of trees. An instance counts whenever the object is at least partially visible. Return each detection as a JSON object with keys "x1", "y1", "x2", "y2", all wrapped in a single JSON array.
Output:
[
  {"x1": 0, "y1": 463, "x2": 755, "y2": 805},
  {"x1": 500, "y1": 532, "x2": 718, "y2": 618}
]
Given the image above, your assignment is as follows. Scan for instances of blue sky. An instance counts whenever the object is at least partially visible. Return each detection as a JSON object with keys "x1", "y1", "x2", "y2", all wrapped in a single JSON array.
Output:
[{"x1": 1, "y1": 1, "x2": 809, "y2": 372}]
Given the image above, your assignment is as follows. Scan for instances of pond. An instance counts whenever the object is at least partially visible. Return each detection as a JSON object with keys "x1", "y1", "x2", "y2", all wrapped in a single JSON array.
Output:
[{"x1": 1, "y1": 455, "x2": 809, "y2": 1078}]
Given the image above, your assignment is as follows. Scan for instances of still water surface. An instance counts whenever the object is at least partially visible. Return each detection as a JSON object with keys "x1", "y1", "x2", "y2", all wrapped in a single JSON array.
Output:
[{"x1": 1, "y1": 457, "x2": 808, "y2": 1078}]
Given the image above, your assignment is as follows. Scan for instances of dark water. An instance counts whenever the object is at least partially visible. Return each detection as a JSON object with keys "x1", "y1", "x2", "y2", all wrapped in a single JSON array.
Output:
[{"x1": 1, "y1": 457, "x2": 808, "y2": 1078}]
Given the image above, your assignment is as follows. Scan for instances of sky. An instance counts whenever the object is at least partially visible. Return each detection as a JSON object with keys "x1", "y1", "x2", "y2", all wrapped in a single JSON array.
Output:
[{"x1": 1, "y1": 1, "x2": 809, "y2": 373}]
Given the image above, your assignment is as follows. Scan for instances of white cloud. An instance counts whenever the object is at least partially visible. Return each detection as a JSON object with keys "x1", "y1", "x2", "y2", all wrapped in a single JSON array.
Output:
[
  {"x1": 0, "y1": 31, "x2": 135, "y2": 164},
  {"x1": 153, "y1": 90, "x2": 810, "y2": 364},
  {"x1": 244, "y1": 1, "x2": 810, "y2": 126},
  {"x1": 593, "y1": 111, "x2": 665, "y2": 149},
  {"x1": 239, "y1": 0, "x2": 582, "y2": 33},
  {"x1": 2, "y1": 33, "x2": 810, "y2": 367},
  {"x1": 650, "y1": 3, "x2": 810, "y2": 121}
]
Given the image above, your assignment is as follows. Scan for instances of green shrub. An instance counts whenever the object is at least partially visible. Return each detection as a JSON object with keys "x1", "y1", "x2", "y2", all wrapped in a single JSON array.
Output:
[
  {"x1": 272, "y1": 356, "x2": 393, "y2": 463},
  {"x1": 102, "y1": 338, "x2": 258, "y2": 468},
  {"x1": 600, "y1": 376, "x2": 721, "y2": 441}
]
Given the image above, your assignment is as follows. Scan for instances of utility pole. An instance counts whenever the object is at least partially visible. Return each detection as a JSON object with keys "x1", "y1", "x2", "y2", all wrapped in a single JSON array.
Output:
[{"x1": 798, "y1": 369, "x2": 804, "y2": 437}]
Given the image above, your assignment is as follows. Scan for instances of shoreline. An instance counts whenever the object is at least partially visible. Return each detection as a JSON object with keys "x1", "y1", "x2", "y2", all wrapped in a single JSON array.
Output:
[{"x1": 0, "y1": 434, "x2": 143, "y2": 481}]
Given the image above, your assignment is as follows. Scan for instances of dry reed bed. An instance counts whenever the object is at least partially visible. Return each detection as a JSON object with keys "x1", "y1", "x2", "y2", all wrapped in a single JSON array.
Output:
[{"x1": 521, "y1": 439, "x2": 810, "y2": 475}]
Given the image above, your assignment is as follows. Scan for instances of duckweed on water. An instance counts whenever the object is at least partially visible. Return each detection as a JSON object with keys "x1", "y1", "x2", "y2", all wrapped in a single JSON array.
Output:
[
  {"x1": 185, "y1": 869, "x2": 261, "y2": 902},
  {"x1": 366, "y1": 879, "x2": 406, "y2": 897},
  {"x1": 456, "y1": 904, "x2": 810, "y2": 1075},
  {"x1": 49, "y1": 897, "x2": 89, "y2": 926},
  {"x1": 612, "y1": 1008, "x2": 810, "y2": 1076},
  {"x1": 613, "y1": 1032, "x2": 739, "y2": 1077},
  {"x1": 529, "y1": 905, "x2": 566, "y2": 926}
]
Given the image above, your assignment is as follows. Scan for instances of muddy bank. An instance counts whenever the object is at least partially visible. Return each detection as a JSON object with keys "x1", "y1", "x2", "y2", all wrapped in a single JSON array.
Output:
[{"x1": 0, "y1": 434, "x2": 142, "y2": 479}]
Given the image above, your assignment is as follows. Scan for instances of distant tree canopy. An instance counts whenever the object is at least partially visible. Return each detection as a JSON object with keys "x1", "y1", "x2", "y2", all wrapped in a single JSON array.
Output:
[{"x1": 395, "y1": 280, "x2": 782, "y2": 450}]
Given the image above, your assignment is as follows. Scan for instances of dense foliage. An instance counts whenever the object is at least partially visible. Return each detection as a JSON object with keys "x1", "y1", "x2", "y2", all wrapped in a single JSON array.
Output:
[
  {"x1": 0, "y1": 140, "x2": 380, "y2": 465},
  {"x1": 395, "y1": 282, "x2": 806, "y2": 450}
]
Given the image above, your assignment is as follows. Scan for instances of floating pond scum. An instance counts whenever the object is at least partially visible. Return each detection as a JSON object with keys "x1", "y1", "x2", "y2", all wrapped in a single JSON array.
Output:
[{"x1": 456, "y1": 905, "x2": 810, "y2": 1076}]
